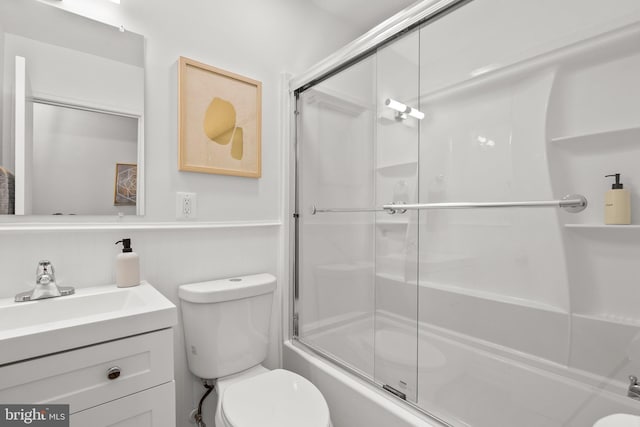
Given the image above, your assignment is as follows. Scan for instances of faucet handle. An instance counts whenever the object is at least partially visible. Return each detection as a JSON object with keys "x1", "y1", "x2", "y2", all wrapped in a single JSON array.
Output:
[
  {"x1": 36, "y1": 260, "x2": 56, "y2": 284},
  {"x1": 629, "y1": 375, "x2": 638, "y2": 386}
]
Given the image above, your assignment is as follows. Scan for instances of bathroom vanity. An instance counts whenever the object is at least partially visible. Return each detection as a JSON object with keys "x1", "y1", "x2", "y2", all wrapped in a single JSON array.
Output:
[{"x1": 0, "y1": 282, "x2": 177, "y2": 426}]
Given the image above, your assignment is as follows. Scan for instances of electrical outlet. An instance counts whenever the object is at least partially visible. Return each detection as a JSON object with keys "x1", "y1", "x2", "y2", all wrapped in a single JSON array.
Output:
[{"x1": 176, "y1": 192, "x2": 197, "y2": 219}]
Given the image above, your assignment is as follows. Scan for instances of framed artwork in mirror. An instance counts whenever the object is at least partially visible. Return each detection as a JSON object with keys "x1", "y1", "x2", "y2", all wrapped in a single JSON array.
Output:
[
  {"x1": 178, "y1": 56, "x2": 262, "y2": 178},
  {"x1": 114, "y1": 163, "x2": 137, "y2": 206}
]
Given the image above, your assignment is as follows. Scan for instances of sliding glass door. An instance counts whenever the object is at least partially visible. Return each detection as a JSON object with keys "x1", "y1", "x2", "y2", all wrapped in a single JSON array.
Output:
[
  {"x1": 296, "y1": 55, "x2": 377, "y2": 377},
  {"x1": 373, "y1": 30, "x2": 420, "y2": 402}
]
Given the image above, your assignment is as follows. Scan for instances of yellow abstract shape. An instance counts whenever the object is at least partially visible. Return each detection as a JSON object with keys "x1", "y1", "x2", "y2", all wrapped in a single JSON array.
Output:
[
  {"x1": 202, "y1": 97, "x2": 244, "y2": 160},
  {"x1": 231, "y1": 127, "x2": 243, "y2": 160},
  {"x1": 215, "y1": 128, "x2": 235, "y2": 146},
  {"x1": 203, "y1": 97, "x2": 235, "y2": 143}
]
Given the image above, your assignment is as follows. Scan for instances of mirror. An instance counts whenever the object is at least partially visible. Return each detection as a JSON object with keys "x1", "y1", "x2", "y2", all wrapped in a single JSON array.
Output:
[{"x1": 0, "y1": 0, "x2": 145, "y2": 216}]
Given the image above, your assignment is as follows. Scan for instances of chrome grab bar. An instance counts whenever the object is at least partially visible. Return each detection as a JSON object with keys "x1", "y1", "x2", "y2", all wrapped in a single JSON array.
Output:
[{"x1": 310, "y1": 194, "x2": 588, "y2": 215}]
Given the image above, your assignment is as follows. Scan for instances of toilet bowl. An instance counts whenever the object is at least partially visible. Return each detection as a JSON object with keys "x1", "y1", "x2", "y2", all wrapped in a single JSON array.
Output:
[
  {"x1": 179, "y1": 274, "x2": 332, "y2": 427},
  {"x1": 593, "y1": 413, "x2": 640, "y2": 427},
  {"x1": 216, "y1": 366, "x2": 331, "y2": 427}
]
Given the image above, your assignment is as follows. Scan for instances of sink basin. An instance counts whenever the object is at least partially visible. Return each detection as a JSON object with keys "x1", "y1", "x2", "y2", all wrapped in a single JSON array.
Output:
[{"x1": 0, "y1": 281, "x2": 176, "y2": 365}]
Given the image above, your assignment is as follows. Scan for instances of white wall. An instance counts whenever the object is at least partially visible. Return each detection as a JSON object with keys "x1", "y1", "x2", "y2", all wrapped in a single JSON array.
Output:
[{"x1": 0, "y1": 1, "x2": 363, "y2": 426}]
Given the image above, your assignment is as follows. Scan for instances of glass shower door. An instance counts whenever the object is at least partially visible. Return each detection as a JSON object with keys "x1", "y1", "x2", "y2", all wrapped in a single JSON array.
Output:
[
  {"x1": 373, "y1": 31, "x2": 420, "y2": 402},
  {"x1": 414, "y1": 3, "x2": 572, "y2": 423},
  {"x1": 296, "y1": 55, "x2": 377, "y2": 377},
  {"x1": 295, "y1": 30, "x2": 422, "y2": 403},
  {"x1": 414, "y1": 1, "x2": 640, "y2": 425}
]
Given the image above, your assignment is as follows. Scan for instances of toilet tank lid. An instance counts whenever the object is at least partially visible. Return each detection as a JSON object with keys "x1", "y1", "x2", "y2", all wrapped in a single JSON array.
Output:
[{"x1": 179, "y1": 273, "x2": 276, "y2": 303}]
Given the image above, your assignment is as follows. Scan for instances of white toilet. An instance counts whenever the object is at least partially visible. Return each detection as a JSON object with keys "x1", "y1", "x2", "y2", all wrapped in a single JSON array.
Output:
[
  {"x1": 593, "y1": 414, "x2": 640, "y2": 427},
  {"x1": 179, "y1": 273, "x2": 332, "y2": 427}
]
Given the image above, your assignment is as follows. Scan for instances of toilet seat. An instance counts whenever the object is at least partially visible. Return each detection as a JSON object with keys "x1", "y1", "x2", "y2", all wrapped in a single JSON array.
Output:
[
  {"x1": 593, "y1": 413, "x2": 640, "y2": 426},
  {"x1": 221, "y1": 369, "x2": 330, "y2": 427}
]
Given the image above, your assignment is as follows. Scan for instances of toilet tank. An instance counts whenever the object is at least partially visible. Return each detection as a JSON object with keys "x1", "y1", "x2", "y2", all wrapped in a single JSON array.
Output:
[{"x1": 179, "y1": 273, "x2": 276, "y2": 379}]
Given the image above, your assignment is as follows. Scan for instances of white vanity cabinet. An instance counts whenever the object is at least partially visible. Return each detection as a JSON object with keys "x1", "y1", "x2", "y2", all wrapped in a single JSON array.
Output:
[{"x1": 0, "y1": 328, "x2": 175, "y2": 427}]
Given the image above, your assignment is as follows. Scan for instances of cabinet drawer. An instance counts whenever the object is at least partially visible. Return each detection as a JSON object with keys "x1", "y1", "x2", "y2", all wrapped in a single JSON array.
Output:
[
  {"x1": 0, "y1": 328, "x2": 173, "y2": 414},
  {"x1": 70, "y1": 381, "x2": 175, "y2": 427}
]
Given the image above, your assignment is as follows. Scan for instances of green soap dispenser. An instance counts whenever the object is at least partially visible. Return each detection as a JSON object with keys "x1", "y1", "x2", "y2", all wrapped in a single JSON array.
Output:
[{"x1": 604, "y1": 173, "x2": 631, "y2": 225}]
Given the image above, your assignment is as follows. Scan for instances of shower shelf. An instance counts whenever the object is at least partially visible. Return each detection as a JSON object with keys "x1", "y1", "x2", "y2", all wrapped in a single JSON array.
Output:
[
  {"x1": 574, "y1": 312, "x2": 640, "y2": 327},
  {"x1": 419, "y1": 279, "x2": 567, "y2": 313},
  {"x1": 376, "y1": 218, "x2": 409, "y2": 225},
  {"x1": 564, "y1": 224, "x2": 640, "y2": 229},
  {"x1": 550, "y1": 125, "x2": 640, "y2": 144},
  {"x1": 376, "y1": 161, "x2": 417, "y2": 175}
]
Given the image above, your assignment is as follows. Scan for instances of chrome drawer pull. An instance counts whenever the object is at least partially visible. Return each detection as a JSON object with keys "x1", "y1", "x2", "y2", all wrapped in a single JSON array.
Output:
[{"x1": 107, "y1": 366, "x2": 121, "y2": 380}]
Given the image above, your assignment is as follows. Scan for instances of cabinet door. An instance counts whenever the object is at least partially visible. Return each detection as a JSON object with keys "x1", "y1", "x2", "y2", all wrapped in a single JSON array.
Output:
[{"x1": 70, "y1": 381, "x2": 175, "y2": 427}]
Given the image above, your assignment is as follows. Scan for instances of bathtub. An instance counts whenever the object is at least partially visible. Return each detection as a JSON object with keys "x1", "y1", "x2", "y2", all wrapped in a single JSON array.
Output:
[
  {"x1": 284, "y1": 309, "x2": 640, "y2": 427},
  {"x1": 283, "y1": 339, "x2": 445, "y2": 427}
]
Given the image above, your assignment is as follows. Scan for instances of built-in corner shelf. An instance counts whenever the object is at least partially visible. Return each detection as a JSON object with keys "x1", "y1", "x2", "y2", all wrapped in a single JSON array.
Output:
[
  {"x1": 376, "y1": 161, "x2": 417, "y2": 176},
  {"x1": 550, "y1": 125, "x2": 640, "y2": 145},
  {"x1": 564, "y1": 224, "x2": 640, "y2": 229},
  {"x1": 376, "y1": 217, "x2": 410, "y2": 226},
  {"x1": 573, "y1": 312, "x2": 640, "y2": 328}
]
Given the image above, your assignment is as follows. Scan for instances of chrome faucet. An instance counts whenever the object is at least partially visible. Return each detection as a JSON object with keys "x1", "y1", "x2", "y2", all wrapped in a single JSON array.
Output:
[
  {"x1": 628, "y1": 376, "x2": 640, "y2": 400},
  {"x1": 14, "y1": 260, "x2": 75, "y2": 302}
]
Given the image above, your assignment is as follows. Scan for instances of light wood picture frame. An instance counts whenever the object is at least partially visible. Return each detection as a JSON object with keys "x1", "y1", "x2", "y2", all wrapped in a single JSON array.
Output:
[
  {"x1": 114, "y1": 163, "x2": 137, "y2": 206},
  {"x1": 178, "y1": 56, "x2": 262, "y2": 178}
]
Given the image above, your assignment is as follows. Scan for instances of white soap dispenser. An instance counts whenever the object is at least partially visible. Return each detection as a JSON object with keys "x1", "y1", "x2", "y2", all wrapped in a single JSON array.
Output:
[
  {"x1": 604, "y1": 173, "x2": 631, "y2": 225},
  {"x1": 115, "y1": 238, "x2": 140, "y2": 287}
]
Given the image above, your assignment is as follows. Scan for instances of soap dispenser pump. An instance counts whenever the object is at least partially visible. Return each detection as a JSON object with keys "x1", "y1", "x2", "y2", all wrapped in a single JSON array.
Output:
[
  {"x1": 115, "y1": 238, "x2": 140, "y2": 287},
  {"x1": 604, "y1": 173, "x2": 631, "y2": 225}
]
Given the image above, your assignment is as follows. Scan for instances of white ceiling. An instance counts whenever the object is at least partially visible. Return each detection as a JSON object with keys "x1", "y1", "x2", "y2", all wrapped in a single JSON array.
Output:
[{"x1": 311, "y1": 0, "x2": 418, "y2": 35}]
